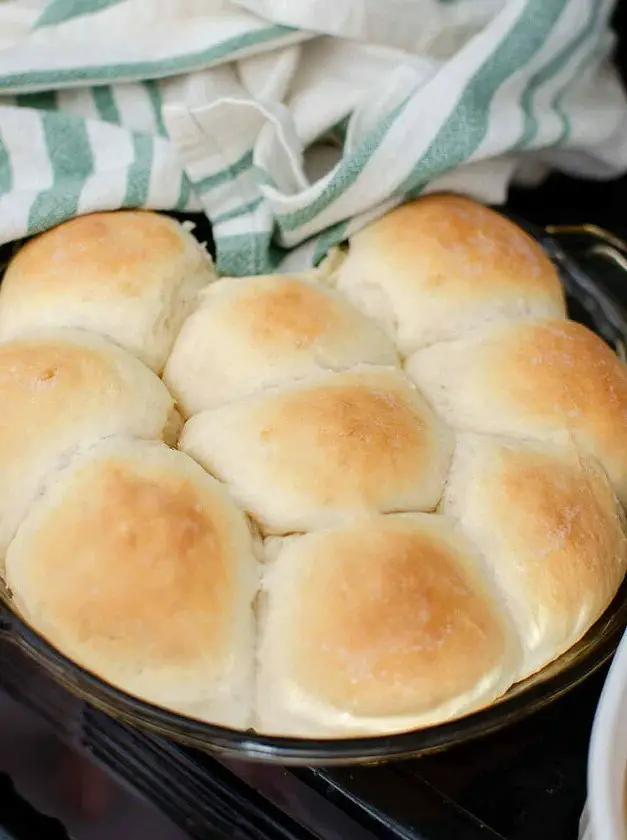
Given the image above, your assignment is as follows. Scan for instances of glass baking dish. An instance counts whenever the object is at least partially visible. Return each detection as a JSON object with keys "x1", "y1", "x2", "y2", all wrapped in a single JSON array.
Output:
[{"x1": 0, "y1": 214, "x2": 625, "y2": 766}]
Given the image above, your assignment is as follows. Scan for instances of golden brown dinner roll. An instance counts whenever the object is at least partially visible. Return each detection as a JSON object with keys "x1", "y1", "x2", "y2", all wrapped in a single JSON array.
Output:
[
  {"x1": 5, "y1": 438, "x2": 259, "y2": 728},
  {"x1": 257, "y1": 514, "x2": 521, "y2": 736},
  {"x1": 443, "y1": 434, "x2": 627, "y2": 680},
  {"x1": 163, "y1": 273, "x2": 398, "y2": 416},
  {"x1": 0, "y1": 329, "x2": 178, "y2": 560},
  {"x1": 179, "y1": 367, "x2": 453, "y2": 534},
  {"x1": 406, "y1": 318, "x2": 627, "y2": 505},
  {"x1": 0, "y1": 211, "x2": 215, "y2": 373},
  {"x1": 333, "y1": 194, "x2": 566, "y2": 353}
]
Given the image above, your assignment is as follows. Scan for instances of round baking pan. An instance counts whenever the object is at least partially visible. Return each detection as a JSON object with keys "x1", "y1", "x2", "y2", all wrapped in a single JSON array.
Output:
[{"x1": 0, "y1": 212, "x2": 626, "y2": 766}]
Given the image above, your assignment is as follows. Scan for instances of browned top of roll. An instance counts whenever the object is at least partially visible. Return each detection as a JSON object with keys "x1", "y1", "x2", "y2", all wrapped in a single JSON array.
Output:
[
  {"x1": 3, "y1": 211, "x2": 191, "y2": 298},
  {"x1": 335, "y1": 193, "x2": 565, "y2": 351},
  {"x1": 5, "y1": 438, "x2": 257, "y2": 726}
]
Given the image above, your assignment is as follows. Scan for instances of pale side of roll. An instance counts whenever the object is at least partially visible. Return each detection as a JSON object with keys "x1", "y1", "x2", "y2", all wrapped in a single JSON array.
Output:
[
  {"x1": 179, "y1": 367, "x2": 454, "y2": 534},
  {"x1": 405, "y1": 319, "x2": 627, "y2": 506},
  {"x1": 333, "y1": 193, "x2": 566, "y2": 354},
  {"x1": 163, "y1": 273, "x2": 398, "y2": 416},
  {"x1": 5, "y1": 438, "x2": 259, "y2": 729},
  {"x1": 443, "y1": 434, "x2": 627, "y2": 680},
  {"x1": 0, "y1": 211, "x2": 216, "y2": 373},
  {"x1": 0, "y1": 329, "x2": 178, "y2": 561},
  {"x1": 257, "y1": 513, "x2": 521, "y2": 737}
]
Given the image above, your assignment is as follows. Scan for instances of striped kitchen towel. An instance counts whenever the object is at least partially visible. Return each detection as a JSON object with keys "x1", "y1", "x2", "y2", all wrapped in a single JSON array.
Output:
[{"x1": 0, "y1": 0, "x2": 626, "y2": 275}]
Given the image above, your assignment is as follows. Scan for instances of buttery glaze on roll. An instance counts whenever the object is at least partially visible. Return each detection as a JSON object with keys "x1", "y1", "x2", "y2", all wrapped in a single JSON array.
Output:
[
  {"x1": 164, "y1": 273, "x2": 398, "y2": 416},
  {"x1": 0, "y1": 211, "x2": 215, "y2": 373},
  {"x1": 0, "y1": 329, "x2": 177, "y2": 561},
  {"x1": 179, "y1": 367, "x2": 453, "y2": 534},
  {"x1": 258, "y1": 513, "x2": 521, "y2": 737},
  {"x1": 5, "y1": 438, "x2": 259, "y2": 729}
]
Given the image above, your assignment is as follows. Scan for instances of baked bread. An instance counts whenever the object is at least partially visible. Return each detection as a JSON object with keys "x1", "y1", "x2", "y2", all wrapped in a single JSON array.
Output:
[
  {"x1": 163, "y1": 273, "x2": 398, "y2": 416},
  {"x1": 5, "y1": 437, "x2": 259, "y2": 729},
  {"x1": 405, "y1": 318, "x2": 627, "y2": 505},
  {"x1": 0, "y1": 329, "x2": 177, "y2": 562},
  {"x1": 179, "y1": 367, "x2": 453, "y2": 533},
  {"x1": 443, "y1": 434, "x2": 627, "y2": 680},
  {"x1": 0, "y1": 211, "x2": 215, "y2": 373},
  {"x1": 333, "y1": 193, "x2": 566, "y2": 353},
  {"x1": 0, "y1": 195, "x2": 625, "y2": 739},
  {"x1": 258, "y1": 514, "x2": 521, "y2": 736}
]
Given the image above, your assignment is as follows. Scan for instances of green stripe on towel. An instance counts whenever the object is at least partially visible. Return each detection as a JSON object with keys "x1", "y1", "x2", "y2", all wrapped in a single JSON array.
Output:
[
  {"x1": 399, "y1": 0, "x2": 570, "y2": 195},
  {"x1": 91, "y1": 86, "x2": 121, "y2": 124},
  {"x1": 143, "y1": 81, "x2": 167, "y2": 138},
  {"x1": 515, "y1": 0, "x2": 604, "y2": 150},
  {"x1": 122, "y1": 133, "x2": 154, "y2": 207},
  {"x1": 275, "y1": 97, "x2": 411, "y2": 233},
  {"x1": 0, "y1": 26, "x2": 298, "y2": 91},
  {"x1": 192, "y1": 149, "x2": 255, "y2": 194},
  {"x1": 27, "y1": 113, "x2": 94, "y2": 234},
  {"x1": 0, "y1": 130, "x2": 12, "y2": 196},
  {"x1": 34, "y1": 0, "x2": 128, "y2": 29},
  {"x1": 212, "y1": 196, "x2": 264, "y2": 225}
]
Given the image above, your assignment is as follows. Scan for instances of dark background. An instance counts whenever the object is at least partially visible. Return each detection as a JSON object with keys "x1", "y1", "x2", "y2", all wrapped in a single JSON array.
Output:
[{"x1": 508, "y1": 3, "x2": 627, "y2": 233}]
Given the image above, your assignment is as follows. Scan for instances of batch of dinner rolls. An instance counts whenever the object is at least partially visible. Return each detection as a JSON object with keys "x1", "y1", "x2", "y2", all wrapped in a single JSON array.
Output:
[{"x1": 0, "y1": 195, "x2": 626, "y2": 738}]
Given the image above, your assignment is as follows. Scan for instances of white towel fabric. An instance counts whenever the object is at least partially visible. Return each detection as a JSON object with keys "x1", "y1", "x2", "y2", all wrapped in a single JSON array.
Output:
[
  {"x1": 0, "y1": 0, "x2": 625, "y2": 273},
  {"x1": 579, "y1": 802, "x2": 593, "y2": 840}
]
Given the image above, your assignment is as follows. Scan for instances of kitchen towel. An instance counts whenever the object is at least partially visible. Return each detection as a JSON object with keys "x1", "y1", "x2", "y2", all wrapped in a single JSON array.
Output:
[{"x1": 0, "y1": 0, "x2": 626, "y2": 275}]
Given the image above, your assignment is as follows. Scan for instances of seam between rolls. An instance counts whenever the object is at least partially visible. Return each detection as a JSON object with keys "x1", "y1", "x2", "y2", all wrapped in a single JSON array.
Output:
[
  {"x1": 250, "y1": 556, "x2": 270, "y2": 733},
  {"x1": 440, "y1": 487, "x2": 527, "y2": 684},
  {"x1": 399, "y1": 313, "x2": 569, "y2": 373},
  {"x1": 179, "y1": 361, "x2": 404, "y2": 416}
]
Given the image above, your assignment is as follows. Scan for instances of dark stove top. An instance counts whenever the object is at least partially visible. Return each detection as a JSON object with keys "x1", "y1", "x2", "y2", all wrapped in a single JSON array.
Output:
[
  {"x1": 0, "y1": 633, "x2": 606, "y2": 840},
  {"x1": 81, "y1": 666, "x2": 607, "y2": 840},
  {"x1": 0, "y1": 774, "x2": 69, "y2": 840}
]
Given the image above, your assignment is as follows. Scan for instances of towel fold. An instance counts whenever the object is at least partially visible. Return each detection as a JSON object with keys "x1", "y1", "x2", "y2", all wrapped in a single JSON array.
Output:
[{"x1": 0, "y1": 0, "x2": 625, "y2": 273}]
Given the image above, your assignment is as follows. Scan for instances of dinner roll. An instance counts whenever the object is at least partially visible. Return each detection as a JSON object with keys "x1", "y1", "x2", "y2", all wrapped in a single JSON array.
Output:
[
  {"x1": 179, "y1": 367, "x2": 453, "y2": 533},
  {"x1": 0, "y1": 211, "x2": 215, "y2": 373},
  {"x1": 6, "y1": 438, "x2": 258, "y2": 728},
  {"x1": 333, "y1": 194, "x2": 566, "y2": 354},
  {"x1": 257, "y1": 514, "x2": 521, "y2": 736},
  {"x1": 0, "y1": 329, "x2": 177, "y2": 560},
  {"x1": 163, "y1": 273, "x2": 397, "y2": 416},
  {"x1": 406, "y1": 319, "x2": 627, "y2": 505},
  {"x1": 443, "y1": 434, "x2": 627, "y2": 680}
]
